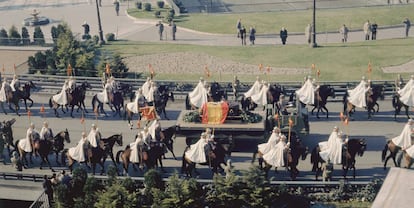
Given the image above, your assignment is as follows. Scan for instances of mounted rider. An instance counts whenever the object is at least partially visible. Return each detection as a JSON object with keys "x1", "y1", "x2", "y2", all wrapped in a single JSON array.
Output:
[
  {"x1": 319, "y1": 126, "x2": 345, "y2": 164},
  {"x1": 396, "y1": 75, "x2": 414, "y2": 106},
  {"x1": 250, "y1": 80, "x2": 269, "y2": 106},
  {"x1": 0, "y1": 77, "x2": 12, "y2": 102},
  {"x1": 52, "y1": 76, "x2": 75, "y2": 106},
  {"x1": 18, "y1": 123, "x2": 38, "y2": 153},
  {"x1": 244, "y1": 76, "x2": 262, "y2": 99},
  {"x1": 258, "y1": 127, "x2": 281, "y2": 155},
  {"x1": 347, "y1": 76, "x2": 371, "y2": 108},
  {"x1": 296, "y1": 75, "x2": 319, "y2": 105},
  {"x1": 391, "y1": 118, "x2": 414, "y2": 150},
  {"x1": 189, "y1": 77, "x2": 209, "y2": 109},
  {"x1": 10, "y1": 74, "x2": 21, "y2": 92},
  {"x1": 40, "y1": 121, "x2": 54, "y2": 142},
  {"x1": 130, "y1": 133, "x2": 144, "y2": 164},
  {"x1": 68, "y1": 132, "x2": 88, "y2": 163},
  {"x1": 185, "y1": 128, "x2": 215, "y2": 163},
  {"x1": 146, "y1": 81, "x2": 158, "y2": 106},
  {"x1": 103, "y1": 76, "x2": 116, "y2": 106},
  {"x1": 262, "y1": 134, "x2": 289, "y2": 168},
  {"x1": 126, "y1": 88, "x2": 147, "y2": 114},
  {"x1": 87, "y1": 123, "x2": 102, "y2": 149},
  {"x1": 142, "y1": 77, "x2": 152, "y2": 101}
]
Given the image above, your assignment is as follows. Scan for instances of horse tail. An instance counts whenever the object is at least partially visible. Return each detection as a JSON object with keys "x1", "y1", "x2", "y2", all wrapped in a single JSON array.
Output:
[
  {"x1": 392, "y1": 94, "x2": 398, "y2": 109},
  {"x1": 382, "y1": 141, "x2": 389, "y2": 162},
  {"x1": 91, "y1": 95, "x2": 96, "y2": 112},
  {"x1": 116, "y1": 150, "x2": 124, "y2": 164},
  {"x1": 49, "y1": 97, "x2": 53, "y2": 108},
  {"x1": 14, "y1": 140, "x2": 20, "y2": 154},
  {"x1": 61, "y1": 148, "x2": 68, "y2": 166},
  {"x1": 181, "y1": 147, "x2": 188, "y2": 174},
  {"x1": 185, "y1": 95, "x2": 190, "y2": 110}
]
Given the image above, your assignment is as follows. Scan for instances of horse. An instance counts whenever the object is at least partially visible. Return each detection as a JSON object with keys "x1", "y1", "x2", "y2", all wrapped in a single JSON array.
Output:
[
  {"x1": 382, "y1": 140, "x2": 403, "y2": 169},
  {"x1": 343, "y1": 84, "x2": 384, "y2": 120},
  {"x1": 62, "y1": 134, "x2": 122, "y2": 175},
  {"x1": 117, "y1": 82, "x2": 133, "y2": 100},
  {"x1": 1, "y1": 81, "x2": 36, "y2": 116},
  {"x1": 154, "y1": 85, "x2": 174, "y2": 120},
  {"x1": 49, "y1": 81, "x2": 91, "y2": 117},
  {"x1": 181, "y1": 139, "x2": 230, "y2": 177},
  {"x1": 92, "y1": 91, "x2": 124, "y2": 117},
  {"x1": 185, "y1": 82, "x2": 227, "y2": 110},
  {"x1": 309, "y1": 85, "x2": 336, "y2": 119},
  {"x1": 32, "y1": 129, "x2": 71, "y2": 170},
  {"x1": 392, "y1": 93, "x2": 410, "y2": 121},
  {"x1": 15, "y1": 131, "x2": 41, "y2": 168},
  {"x1": 0, "y1": 118, "x2": 16, "y2": 155},
  {"x1": 311, "y1": 138, "x2": 367, "y2": 180},
  {"x1": 401, "y1": 149, "x2": 414, "y2": 169},
  {"x1": 240, "y1": 84, "x2": 284, "y2": 111}
]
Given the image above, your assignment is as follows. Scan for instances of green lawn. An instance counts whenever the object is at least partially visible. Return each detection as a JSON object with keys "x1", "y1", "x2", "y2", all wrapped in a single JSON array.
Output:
[
  {"x1": 104, "y1": 38, "x2": 414, "y2": 82},
  {"x1": 127, "y1": 4, "x2": 414, "y2": 34}
]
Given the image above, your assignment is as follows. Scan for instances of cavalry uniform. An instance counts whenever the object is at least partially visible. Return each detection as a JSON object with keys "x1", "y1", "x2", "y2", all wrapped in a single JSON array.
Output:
[
  {"x1": 68, "y1": 132, "x2": 87, "y2": 162},
  {"x1": 244, "y1": 76, "x2": 262, "y2": 98},
  {"x1": 10, "y1": 75, "x2": 20, "y2": 92},
  {"x1": 251, "y1": 81, "x2": 269, "y2": 106},
  {"x1": 52, "y1": 80, "x2": 70, "y2": 105},
  {"x1": 0, "y1": 79, "x2": 11, "y2": 102},
  {"x1": 258, "y1": 127, "x2": 281, "y2": 155},
  {"x1": 296, "y1": 76, "x2": 317, "y2": 105},
  {"x1": 40, "y1": 122, "x2": 54, "y2": 141},
  {"x1": 142, "y1": 77, "x2": 152, "y2": 101},
  {"x1": 397, "y1": 75, "x2": 414, "y2": 107},
  {"x1": 130, "y1": 134, "x2": 144, "y2": 163},
  {"x1": 263, "y1": 135, "x2": 289, "y2": 167},
  {"x1": 188, "y1": 77, "x2": 208, "y2": 108},
  {"x1": 392, "y1": 119, "x2": 414, "y2": 150},
  {"x1": 146, "y1": 82, "x2": 157, "y2": 104},
  {"x1": 126, "y1": 88, "x2": 146, "y2": 114},
  {"x1": 185, "y1": 132, "x2": 209, "y2": 163},
  {"x1": 319, "y1": 126, "x2": 344, "y2": 164},
  {"x1": 87, "y1": 124, "x2": 101, "y2": 148},
  {"x1": 347, "y1": 77, "x2": 370, "y2": 108},
  {"x1": 18, "y1": 123, "x2": 37, "y2": 153}
]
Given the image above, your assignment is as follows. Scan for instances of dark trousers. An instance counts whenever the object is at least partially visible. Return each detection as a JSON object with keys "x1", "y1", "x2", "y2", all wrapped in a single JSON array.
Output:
[{"x1": 372, "y1": 32, "x2": 377, "y2": 40}]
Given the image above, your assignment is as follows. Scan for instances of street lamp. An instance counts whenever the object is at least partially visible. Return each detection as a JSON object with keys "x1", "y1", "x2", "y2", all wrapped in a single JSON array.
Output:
[
  {"x1": 95, "y1": 0, "x2": 105, "y2": 44},
  {"x1": 311, "y1": 0, "x2": 317, "y2": 48}
]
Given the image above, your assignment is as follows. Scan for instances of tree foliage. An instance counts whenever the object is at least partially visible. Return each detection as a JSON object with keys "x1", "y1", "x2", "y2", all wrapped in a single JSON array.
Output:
[
  {"x1": 21, "y1": 27, "x2": 30, "y2": 45},
  {"x1": 33, "y1": 26, "x2": 45, "y2": 45},
  {"x1": 0, "y1": 28, "x2": 9, "y2": 45},
  {"x1": 8, "y1": 25, "x2": 21, "y2": 46}
]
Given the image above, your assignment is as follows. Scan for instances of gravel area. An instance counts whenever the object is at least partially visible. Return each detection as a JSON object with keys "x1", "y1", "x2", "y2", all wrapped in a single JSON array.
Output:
[
  {"x1": 123, "y1": 52, "x2": 310, "y2": 75},
  {"x1": 382, "y1": 59, "x2": 414, "y2": 73}
]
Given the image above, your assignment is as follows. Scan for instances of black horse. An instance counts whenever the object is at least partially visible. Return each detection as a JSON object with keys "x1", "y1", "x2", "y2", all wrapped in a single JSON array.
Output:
[
  {"x1": 392, "y1": 93, "x2": 410, "y2": 120},
  {"x1": 310, "y1": 85, "x2": 336, "y2": 119},
  {"x1": 241, "y1": 84, "x2": 285, "y2": 111},
  {"x1": 1, "y1": 81, "x2": 36, "y2": 116},
  {"x1": 154, "y1": 85, "x2": 174, "y2": 120},
  {"x1": 181, "y1": 139, "x2": 230, "y2": 177},
  {"x1": 185, "y1": 82, "x2": 227, "y2": 110},
  {"x1": 49, "y1": 81, "x2": 91, "y2": 117},
  {"x1": 92, "y1": 91, "x2": 124, "y2": 117},
  {"x1": 311, "y1": 138, "x2": 367, "y2": 180},
  {"x1": 343, "y1": 84, "x2": 384, "y2": 120},
  {"x1": 0, "y1": 118, "x2": 16, "y2": 156},
  {"x1": 117, "y1": 83, "x2": 133, "y2": 100},
  {"x1": 34, "y1": 129, "x2": 71, "y2": 170}
]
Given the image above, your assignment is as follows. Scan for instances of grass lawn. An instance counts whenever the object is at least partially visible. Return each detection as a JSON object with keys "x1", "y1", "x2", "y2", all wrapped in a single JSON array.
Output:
[
  {"x1": 104, "y1": 37, "x2": 414, "y2": 82},
  {"x1": 127, "y1": 4, "x2": 414, "y2": 34}
]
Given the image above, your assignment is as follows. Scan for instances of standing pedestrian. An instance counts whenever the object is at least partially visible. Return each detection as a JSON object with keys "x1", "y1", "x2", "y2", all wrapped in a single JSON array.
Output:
[
  {"x1": 156, "y1": 21, "x2": 164, "y2": 40},
  {"x1": 363, "y1": 20, "x2": 371, "y2": 40},
  {"x1": 114, "y1": 0, "x2": 120, "y2": 16},
  {"x1": 249, "y1": 26, "x2": 256, "y2": 45},
  {"x1": 403, "y1": 17, "x2": 411, "y2": 38},
  {"x1": 240, "y1": 26, "x2": 247, "y2": 45},
  {"x1": 236, "y1": 18, "x2": 242, "y2": 38},
  {"x1": 371, "y1": 22, "x2": 378, "y2": 40},
  {"x1": 280, "y1": 27, "x2": 288, "y2": 45},
  {"x1": 339, "y1": 24, "x2": 349, "y2": 42},
  {"x1": 305, "y1": 23, "x2": 312, "y2": 44},
  {"x1": 170, "y1": 20, "x2": 177, "y2": 40},
  {"x1": 42, "y1": 175, "x2": 53, "y2": 206}
]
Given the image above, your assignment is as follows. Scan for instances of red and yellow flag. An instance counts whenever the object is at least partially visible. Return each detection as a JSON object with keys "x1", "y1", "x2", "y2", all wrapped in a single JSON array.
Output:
[
  {"x1": 201, "y1": 102, "x2": 229, "y2": 124},
  {"x1": 311, "y1": 63, "x2": 316, "y2": 70},
  {"x1": 40, "y1": 104, "x2": 45, "y2": 113},
  {"x1": 367, "y1": 61, "x2": 372, "y2": 73},
  {"x1": 317, "y1": 69, "x2": 321, "y2": 77},
  {"x1": 106, "y1": 63, "x2": 111, "y2": 75},
  {"x1": 204, "y1": 65, "x2": 210, "y2": 78},
  {"x1": 259, "y1": 64, "x2": 263, "y2": 72},
  {"x1": 141, "y1": 106, "x2": 157, "y2": 121},
  {"x1": 67, "y1": 64, "x2": 72, "y2": 76},
  {"x1": 288, "y1": 117, "x2": 294, "y2": 127},
  {"x1": 148, "y1": 64, "x2": 155, "y2": 78}
]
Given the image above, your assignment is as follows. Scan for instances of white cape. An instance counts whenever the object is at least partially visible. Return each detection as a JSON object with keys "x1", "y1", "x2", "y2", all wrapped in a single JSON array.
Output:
[
  {"x1": 18, "y1": 128, "x2": 36, "y2": 152},
  {"x1": 126, "y1": 91, "x2": 145, "y2": 114},
  {"x1": 68, "y1": 137, "x2": 86, "y2": 162},
  {"x1": 258, "y1": 132, "x2": 280, "y2": 155},
  {"x1": 188, "y1": 81, "x2": 208, "y2": 108},
  {"x1": 295, "y1": 79, "x2": 315, "y2": 105},
  {"x1": 142, "y1": 80, "x2": 151, "y2": 100},
  {"x1": 87, "y1": 129, "x2": 100, "y2": 148},
  {"x1": 129, "y1": 136, "x2": 144, "y2": 163},
  {"x1": 392, "y1": 123, "x2": 413, "y2": 150},
  {"x1": 262, "y1": 141, "x2": 286, "y2": 167},
  {"x1": 347, "y1": 80, "x2": 368, "y2": 108},
  {"x1": 0, "y1": 82, "x2": 8, "y2": 102},
  {"x1": 185, "y1": 137, "x2": 207, "y2": 163},
  {"x1": 52, "y1": 83, "x2": 69, "y2": 105},
  {"x1": 398, "y1": 79, "x2": 414, "y2": 107},
  {"x1": 251, "y1": 84, "x2": 269, "y2": 106},
  {"x1": 244, "y1": 80, "x2": 262, "y2": 98}
]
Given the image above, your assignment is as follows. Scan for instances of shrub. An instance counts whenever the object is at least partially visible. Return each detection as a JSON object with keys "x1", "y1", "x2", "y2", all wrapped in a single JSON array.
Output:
[
  {"x1": 8, "y1": 25, "x2": 21, "y2": 46},
  {"x1": 105, "y1": 33, "x2": 115, "y2": 41},
  {"x1": 136, "y1": 1, "x2": 142, "y2": 9},
  {"x1": 143, "y1": 3, "x2": 151, "y2": 11},
  {"x1": 154, "y1": 10, "x2": 161, "y2": 18},
  {"x1": 21, "y1": 27, "x2": 30, "y2": 45},
  {"x1": 82, "y1": 34, "x2": 91, "y2": 40},
  {"x1": 157, "y1": 1, "x2": 164, "y2": 8},
  {"x1": 0, "y1": 28, "x2": 9, "y2": 45},
  {"x1": 33, "y1": 26, "x2": 45, "y2": 45}
]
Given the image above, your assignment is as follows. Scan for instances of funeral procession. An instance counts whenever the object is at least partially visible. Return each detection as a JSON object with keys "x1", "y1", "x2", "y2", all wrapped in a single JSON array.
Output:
[{"x1": 0, "y1": 0, "x2": 414, "y2": 207}]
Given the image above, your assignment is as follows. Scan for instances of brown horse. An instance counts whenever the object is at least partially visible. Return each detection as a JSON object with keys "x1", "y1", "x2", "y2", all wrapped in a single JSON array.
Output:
[
  {"x1": 311, "y1": 138, "x2": 367, "y2": 180},
  {"x1": 15, "y1": 131, "x2": 41, "y2": 168},
  {"x1": 310, "y1": 85, "x2": 336, "y2": 119},
  {"x1": 1, "y1": 81, "x2": 36, "y2": 116},
  {"x1": 402, "y1": 150, "x2": 414, "y2": 169},
  {"x1": 343, "y1": 85, "x2": 384, "y2": 120},
  {"x1": 392, "y1": 93, "x2": 411, "y2": 121},
  {"x1": 382, "y1": 140, "x2": 402, "y2": 169}
]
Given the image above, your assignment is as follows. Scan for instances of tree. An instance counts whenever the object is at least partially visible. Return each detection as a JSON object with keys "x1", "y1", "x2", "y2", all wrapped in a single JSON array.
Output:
[
  {"x1": 33, "y1": 26, "x2": 45, "y2": 45},
  {"x1": 95, "y1": 183, "x2": 137, "y2": 208},
  {"x1": 98, "y1": 53, "x2": 129, "y2": 78},
  {"x1": 73, "y1": 176, "x2": 104, "y2": 208},
  {"x1": 8, "y1": 25, "x2": 21, "y2": 46},
  {"x1": 21, "y1": 27, "x2": 30, "y2": 45},
  {"x1": 0, "y1": 28, "x2": 9, "y2": 45}
]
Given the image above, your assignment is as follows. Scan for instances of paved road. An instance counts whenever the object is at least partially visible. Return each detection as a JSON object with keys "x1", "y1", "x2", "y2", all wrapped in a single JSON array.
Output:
[
  {"x1": 0, "y1": 0, "x2": 412, "y2": 46},
  {"x1": 0, "y1": 92, "x2": 409, "y2": 182}
]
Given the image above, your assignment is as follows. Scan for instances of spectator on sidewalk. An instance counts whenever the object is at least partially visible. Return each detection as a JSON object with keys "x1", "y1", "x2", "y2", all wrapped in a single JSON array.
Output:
[
  {"x1": 249, "y1": 26, "x2": 256, "y2": 45},
  {"x1": 403, "y1": 17, "x2": 411, "y2": 38},
  {"x1": 236, "y1": 18, "x2": 242, "y2": 38},
  {"x1": 339, "y1": 24, "x2": 349, "y2": 43},
  {"x1": 156, "y1": 21, "x2": 164, "y2": 40},
  {"x1": 371, "y1": 22, "x2": 378, "y2": 40},
  {"x1": 170, "y1": 20, "x2": 177, "y2": 40},
  {"x1": 114, "y1": 0, "x2": 120, "y2": 16},
  {"x1": 280, "y1": 27, "x2": 288, "y2": 45},
  {"x1": 305, "y1": 23, "x2": 312, "y2": 44},
  {"x1": 42, "y1": 175, "x2": 53, "y2": 206},
  {"x1": 363, "y1": 20, "x2": 371, "y2": 40},
  {"x1": 240, "y1": 25, "x2": 247, "y2": 45}
]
